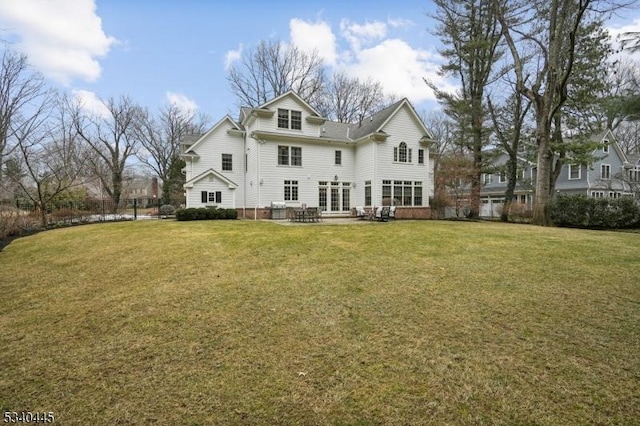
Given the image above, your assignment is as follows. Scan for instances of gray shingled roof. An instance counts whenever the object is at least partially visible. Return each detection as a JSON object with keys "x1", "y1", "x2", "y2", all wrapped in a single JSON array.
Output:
[
  {"x1": 237, "y1": 97, "x2": 409, "y2": 142},
  {"x1": 348, "y1": 99, "x2": 404, "y2": 140}
]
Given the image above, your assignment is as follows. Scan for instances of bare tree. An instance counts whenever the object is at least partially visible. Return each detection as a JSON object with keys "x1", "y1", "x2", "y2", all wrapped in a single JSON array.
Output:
[
  {"x1": 9, "y1": 93, "x2": 87, "y2": 226},
  {"x1": 427, "y1": 0, "x2": 504, "y2": 218},
  {"x1": 227, "y1": 39, "x2": 326, "y2": 108},
  {"x1": 136, "y1": 103, "x2": 209, "y2": 204},
  {"x1": 421, "y1": 110, "x2": 458, "y2": 216},
  {"x1": 0, "y1": 49, "x2": 48, "y2": 189},
  {"x1": 73, "y1": 95, "x2": 143, "y2": 211},
  {"x1": 318, "y1": 71, "x2": 387, "y2": 123}
]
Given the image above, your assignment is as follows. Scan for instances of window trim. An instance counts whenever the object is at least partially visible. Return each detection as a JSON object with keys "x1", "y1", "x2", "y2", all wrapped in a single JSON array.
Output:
[
  {"x1": 277, "y1": 108, "x2": 302, "y2": 130},
  {"x1": 602, "y1": 140, "x2": 609, "y2": 153},
  {"x1": 601, "y1": 164, "x2": 611, "y2": 180},
  {"x1": 335, "y1": 150, "x2": 342, "y2": 165},
  {"x1": 284, "y1": 180, "x2": 299, "y2": 201},
  {"x1": 222, "y1": 153, "x2": 233, "y2": 171},
  {"x1": 568, "y1": 163, "x2": 581, "y2": 180}
]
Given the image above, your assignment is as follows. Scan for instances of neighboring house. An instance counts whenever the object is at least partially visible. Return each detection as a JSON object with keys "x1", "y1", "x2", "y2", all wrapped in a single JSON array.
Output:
[
  {"x1": 478, "y1": 130, "x2": 636, "y2": 218},
  {"x1": 123, "y1": 177, "x2": 161, "y2": 207},
  {"x1": 181, "y1": 91, "x2": 435, "y2": 219}
]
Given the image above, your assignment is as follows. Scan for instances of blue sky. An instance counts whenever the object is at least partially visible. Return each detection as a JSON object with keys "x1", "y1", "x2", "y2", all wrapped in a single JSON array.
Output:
[{"x1": 1, "y1": 0, "x2": 639, "y2": 122}]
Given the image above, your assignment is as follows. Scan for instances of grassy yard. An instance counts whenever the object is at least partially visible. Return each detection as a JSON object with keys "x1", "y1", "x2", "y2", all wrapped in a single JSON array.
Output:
[{"x1": 0, "y1": 220, "x2": 638, "y2": 425}]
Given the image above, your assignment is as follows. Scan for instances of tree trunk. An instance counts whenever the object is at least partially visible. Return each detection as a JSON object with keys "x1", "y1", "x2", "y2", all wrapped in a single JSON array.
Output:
[
  {"x1": 501, "y1": 151, "x2": 519, "y2": 222},
  {"x1": 532, "y1": 130, "x2": 554, "y2": 226}
]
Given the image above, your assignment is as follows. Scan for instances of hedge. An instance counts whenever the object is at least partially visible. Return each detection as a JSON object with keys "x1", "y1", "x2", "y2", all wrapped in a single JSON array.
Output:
[
  {"x1": 175, "y1": 207, "x2": 238, "y2": 221},
  {"x1": 550, "y1": 194, "x2": 640, "y2": 229}
]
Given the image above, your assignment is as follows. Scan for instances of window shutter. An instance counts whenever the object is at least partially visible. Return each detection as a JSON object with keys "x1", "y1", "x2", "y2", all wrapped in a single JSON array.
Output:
[
  {"x1": 394, "y1": 147, "x2": 398, "y2": 162},
  {"x1": 201, "y1": 191, "x2": 207, "y2": 203},
  {"x1": 215, "y1": 191, "x2": 222, "y2": 203}
]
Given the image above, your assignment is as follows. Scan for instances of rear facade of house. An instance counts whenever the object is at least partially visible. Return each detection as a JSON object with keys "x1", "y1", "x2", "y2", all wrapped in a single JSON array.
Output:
[{"x1": 181, "y1": 91, "x2": 435, "y2": 219}]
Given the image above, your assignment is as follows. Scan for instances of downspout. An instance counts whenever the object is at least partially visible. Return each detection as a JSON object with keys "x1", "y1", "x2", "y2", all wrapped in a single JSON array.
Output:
[
  {"x1": 242, "y1": 131, "x2": 246, "y2": 219},
  {"x1": 255, "y1": 139, "x2": 260, "y2": 220},
  {"x1": 372, "y1": 136, "x2": 378, "y2": 205}
]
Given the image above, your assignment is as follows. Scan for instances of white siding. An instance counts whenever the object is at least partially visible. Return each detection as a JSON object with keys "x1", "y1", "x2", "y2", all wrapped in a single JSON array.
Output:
[
  {"x1": 184, "y1": 119, "x2": 244, "y2": 208},
  {"x1": 375, "y1": 105, "x2": 431, "y2": 206},
  {"x1": 258, "y1": 96, "x2": 322, "y2": 137},
  {"x1": 252, "y1": 138, "x2": 356, "y2": 210}
]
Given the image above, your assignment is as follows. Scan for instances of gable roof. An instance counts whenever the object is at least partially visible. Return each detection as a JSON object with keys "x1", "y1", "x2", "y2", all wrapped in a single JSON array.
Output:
[
  {"x1": 183, "y1": 115, "x2": 243, "y2": 156},
  {"x1": 257, "y1": 90, "x2": 325, "y2": 118},
  {"x1": 183, "y1": 168, "x2": 238, "y2": 189},
  {"x1": 348, "y1": 98, "x2": 434, "y2": 142}
]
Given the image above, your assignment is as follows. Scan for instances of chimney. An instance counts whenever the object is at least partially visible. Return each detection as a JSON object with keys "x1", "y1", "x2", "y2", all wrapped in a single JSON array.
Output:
[{"x1": 151, "y1": 177, "x2": 159, "y2": 200}]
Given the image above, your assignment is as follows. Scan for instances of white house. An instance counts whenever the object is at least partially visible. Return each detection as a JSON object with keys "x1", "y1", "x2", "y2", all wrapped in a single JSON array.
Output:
[{"x1": 181, "y1": 91, "x2": 435, "y2": 219}]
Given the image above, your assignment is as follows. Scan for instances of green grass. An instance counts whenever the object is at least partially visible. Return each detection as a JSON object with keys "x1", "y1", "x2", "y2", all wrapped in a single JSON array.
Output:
[{"x1": 0, "y1": 220, "x2": 638, "y2": 425}]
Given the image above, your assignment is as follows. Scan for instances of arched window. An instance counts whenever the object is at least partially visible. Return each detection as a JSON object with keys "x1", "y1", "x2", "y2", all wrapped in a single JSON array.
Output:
[
  {"x1": 399, "y1": 142, "x2": 407, "y2": 162},
  {"x1": 394, "y1": 142, "x2": 412, "y2": 163}
]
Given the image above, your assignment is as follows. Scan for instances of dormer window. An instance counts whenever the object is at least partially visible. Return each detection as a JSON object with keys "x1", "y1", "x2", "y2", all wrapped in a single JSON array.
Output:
[{"x1": 277, "y1": 109, "x2": 302, "y2": 130}]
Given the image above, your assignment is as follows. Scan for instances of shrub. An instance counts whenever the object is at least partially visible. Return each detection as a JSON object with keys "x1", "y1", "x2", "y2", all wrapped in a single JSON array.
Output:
[
  {"x1": 175, "y1": 207, "x2": 237, "y2": 221},
  {"x1": 551, "y1": 194, "x2": 640, "y2": 229},
  {"x1": 160, "y1": 205, "x2": 176, "y2": 216}
]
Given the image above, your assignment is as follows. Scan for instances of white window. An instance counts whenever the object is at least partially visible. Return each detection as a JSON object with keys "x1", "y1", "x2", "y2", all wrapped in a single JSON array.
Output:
[
  {"x1": 602, "y1": 140, "x2": 609, "y2": 153},
  {"x1": 601, "y1": 164, "x2": 611, "y2": 180},
  {"x1": 284, "y1": 180, "x2": 298, "y2": 201},
  {"x1": 201, "y1": 191, "x2": 221, "y2": 204},
  {"x1": 482, "y1": 173, "x2": 492, "y2": 185},
  {"x1": 591, "y1": 191, "x2": 604, "y2": 198},
  {"x1": 393, "y1": 142, "x2": 412, "y2": 163},
  {"x1": 568, "y1": 164, "x2": 581, "y2": 180},
  {"x1": 277, "y1": 109, "x2": 302, "y2": 130},
  {"x1": 278, "y1": 146, "x2": 302, "y2": 166},
  {"x1": 498, "y1": 171, "x2": 506, "y2": 183},
  {"x1": 222, "y1": 153, "x2": 233, "y2": 171},
  {"x1": 381, "y1": 180, "x2": 423, "y2": 206},
  {"x1": 335, "y1": 150, "x2": 342, "y2": 165}
]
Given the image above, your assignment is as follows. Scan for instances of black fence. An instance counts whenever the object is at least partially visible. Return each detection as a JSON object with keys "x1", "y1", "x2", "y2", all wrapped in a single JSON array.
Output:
[{"x1": 0, "y1": 199, "x2": 175, "y2": 241}]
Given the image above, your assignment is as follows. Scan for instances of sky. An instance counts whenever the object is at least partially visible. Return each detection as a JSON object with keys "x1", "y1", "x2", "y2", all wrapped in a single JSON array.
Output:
[{"x1": 1, "y1": 0, "x2": 639, "y2": 123}]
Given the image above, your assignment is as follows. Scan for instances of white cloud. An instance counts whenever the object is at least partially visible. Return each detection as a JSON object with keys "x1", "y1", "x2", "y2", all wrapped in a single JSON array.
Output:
[
  {"x1": 608, "y1": 18, "x2": 640, "y2": 58},
  {"x1": 166, "y1": 92, "x2": 198, "y2": 114},
  {"x1": 0, "y1": 0, "x2": 116, "y2": 84},
  {"x1": 72, "y1": 90, "x2": 111, "y2": 118},
  {"x1": 224, "y1": 44, "x2": 243, "y2": 70},
  {"x1": 342, "y1": 38, "x2": 451, "y2": 104},
  {"x1": 287, "y1": 17, "x2": 450, "y2": 105},
  {"x1": 340, "y1": 19, "x2": 388, "y2": 51},
  {"x1": 290, "y1": 18, "x2": 337, "y2": 66},
  {"x1": 388, "y1": 18, "x2": 415, "y2": 29}
]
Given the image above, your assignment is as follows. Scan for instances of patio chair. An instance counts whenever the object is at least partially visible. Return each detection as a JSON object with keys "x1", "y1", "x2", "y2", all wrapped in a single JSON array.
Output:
[
  {"x1": 389, "y1": 206, "x2": 396, "y2": 220},
  {"x1": 380, "y1": 206, "x2": 391, "y2": 222},
  {"x1": 355, "y1": 206, "x2": 367, "y2": 219}
]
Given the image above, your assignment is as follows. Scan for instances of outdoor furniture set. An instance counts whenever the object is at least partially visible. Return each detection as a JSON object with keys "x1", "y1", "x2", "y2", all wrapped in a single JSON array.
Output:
[{"x1": 355, "y1": 206, "x2": 396, "y2": 222}]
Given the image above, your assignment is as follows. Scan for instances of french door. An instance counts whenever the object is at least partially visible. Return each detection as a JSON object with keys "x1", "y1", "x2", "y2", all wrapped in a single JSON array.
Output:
[{"x1": 319, "y1": 181, "x2": 350, "y2": 213}]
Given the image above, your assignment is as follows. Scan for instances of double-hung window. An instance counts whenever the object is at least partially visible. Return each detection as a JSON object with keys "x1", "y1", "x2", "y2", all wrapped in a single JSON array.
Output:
[
  {"x1": 568, "y1": 164, "x2": 580, "y2": 180},
  {"x1": 222, "y1": 154, "x2": 233, "y2": 171},
  {"x1": 601, "y1": 164, "x2": 611, "y2": 180},
  {"x1": 335, "y1": 150, "x2": 342, "y2": 165},
  {"x1": 277, "y1": 109, "x2": 302, "y2": 130},
  {"x1": 278, "y1": 146, "x2": 302, "y2": 166}
]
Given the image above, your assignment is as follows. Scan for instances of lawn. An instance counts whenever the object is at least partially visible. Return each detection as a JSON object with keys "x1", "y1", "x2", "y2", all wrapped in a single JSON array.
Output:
[{"x1": 0, "y1": 220, "x2": 638, "y2": 425}]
